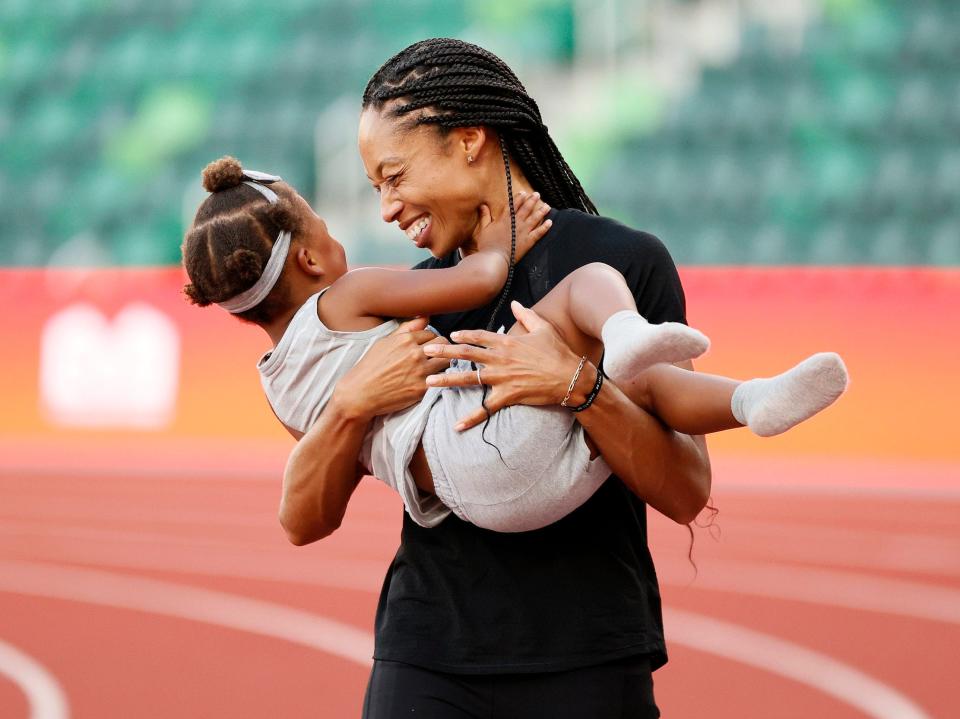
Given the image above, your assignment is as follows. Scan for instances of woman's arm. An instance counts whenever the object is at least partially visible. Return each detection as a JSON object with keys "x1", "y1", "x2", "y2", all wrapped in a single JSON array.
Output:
[
  {"x1": 278, "y1": 318, "x2": 452, "y2": 544},
  {"x1": 422, "y1": 304, "x2": 711, "y2": 524},
  {"x1": 329, "y1": 193, "x2": 551, "y2": 320},
  {"x1": 572, "y1": 359, "x2": 711, "y2": 525}
]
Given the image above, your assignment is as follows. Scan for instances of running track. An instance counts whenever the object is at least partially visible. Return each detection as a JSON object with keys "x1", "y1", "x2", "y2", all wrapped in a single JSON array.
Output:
[{"x1": 1, "y1": 454, "x2": 957, "y2": 718}]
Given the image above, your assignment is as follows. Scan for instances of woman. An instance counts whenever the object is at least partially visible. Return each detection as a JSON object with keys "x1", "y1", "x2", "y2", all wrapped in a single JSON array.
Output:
[{"x1": 281, "y1": 39, "x2": 711, "y2": 718}]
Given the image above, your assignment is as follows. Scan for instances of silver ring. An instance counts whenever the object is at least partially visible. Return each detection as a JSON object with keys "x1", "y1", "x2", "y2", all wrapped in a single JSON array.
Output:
[{"x1": 476, "y1": 368, "x2": 483, "y2": 386}]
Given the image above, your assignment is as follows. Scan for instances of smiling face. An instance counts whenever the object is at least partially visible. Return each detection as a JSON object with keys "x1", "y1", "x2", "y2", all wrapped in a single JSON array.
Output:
[{"x1": 358, "y1": 107, "x2": 486, "y2": 258}]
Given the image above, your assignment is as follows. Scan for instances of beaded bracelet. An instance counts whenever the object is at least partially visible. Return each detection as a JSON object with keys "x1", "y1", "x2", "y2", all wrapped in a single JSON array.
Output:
[
  {"x1": 570, "y1": 366, "x2": 604, "y2": 413},
  {"x1": 560, "y1": 356, "x2": 587, "y2": 408}
]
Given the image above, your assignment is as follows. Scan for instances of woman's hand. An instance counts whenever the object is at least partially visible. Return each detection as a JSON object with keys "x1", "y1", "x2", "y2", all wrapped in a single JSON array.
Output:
[
  {"x1": 422, "y1": 301, "x2": 585, "y2": 430},
  {"x1": 333, "y1": 317, "x2": 451, "y2": 421}
]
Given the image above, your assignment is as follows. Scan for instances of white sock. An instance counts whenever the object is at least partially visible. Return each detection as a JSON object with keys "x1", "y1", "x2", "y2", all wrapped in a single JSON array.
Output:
[
  {"x1": 731, "y1": 352, "x2": 849, "y2": 437},
  {"x1": 601, "y1": 310, "x2": 710, "y2": 382}
]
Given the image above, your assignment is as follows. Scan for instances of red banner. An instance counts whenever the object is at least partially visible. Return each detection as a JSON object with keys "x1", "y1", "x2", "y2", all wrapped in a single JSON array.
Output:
[{"x1": 2, "y1": 267, "x2": 957, "y2": 487}]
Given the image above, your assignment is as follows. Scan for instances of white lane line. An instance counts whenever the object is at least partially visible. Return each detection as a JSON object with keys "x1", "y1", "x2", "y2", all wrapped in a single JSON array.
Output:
[
  {"x1": 0, "y1": 559, "x2": 372, "y2": 667},
  {"x1": 658, "y1": 558, "x2": 960, "y2": 626},
  {"x1": 7, "y1": 539, "x2": 960, "y2": 630},
  {"x1": 0, "y1": 638, "x2": 69, "y2": 719},
  {"x1": 6, "y1": 514, "x2": 959, "y2": 579},
  {"x1": 0, "y1": 544, "x2": 386, "y2": 594},
  {"x1": 0, "y1": 518, "x2": 395, "y2": 547},
  {"x1": 664, "y1": 609, "x2": 930, "y2": 719},
  {"x1": 665, "y1": 609, "x2": 932, "y2": 719},
  {"x1": 0, "y1": 559, "x2": 929, "y2": 719},
  {"x1": 4, "y1": 462, "x2": 960, "y2": 497},
  {"x1": 662, "y1": 518, "x2": 960, "y2": 576}
]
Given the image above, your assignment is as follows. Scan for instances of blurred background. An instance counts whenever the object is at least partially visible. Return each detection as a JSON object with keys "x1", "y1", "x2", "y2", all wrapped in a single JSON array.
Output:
[
  {"x1": 3, "y1": 0, "x2": 959, "y2": 267},
  {"x1": 1, "y1": 1, "x2": 958, "y2": 717}
]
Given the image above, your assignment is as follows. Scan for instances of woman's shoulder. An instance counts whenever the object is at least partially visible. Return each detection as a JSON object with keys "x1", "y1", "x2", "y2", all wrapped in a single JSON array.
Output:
[
  {"x1": 546, "y1": 209, "x2": 686, "y2": 323},
  {"x1": 546, "y1": 208, "x2": 676, "y2": 273}
]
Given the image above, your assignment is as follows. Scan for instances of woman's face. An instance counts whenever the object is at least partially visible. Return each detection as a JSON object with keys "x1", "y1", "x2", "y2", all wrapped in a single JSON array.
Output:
[{"x1": 358, "y1": 107, "x2": 482, "y2": 258}]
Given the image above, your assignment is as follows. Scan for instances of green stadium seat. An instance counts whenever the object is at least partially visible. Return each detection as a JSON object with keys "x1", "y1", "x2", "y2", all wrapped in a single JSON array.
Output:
[
  {"x1": 0, "y1": 0, "x2": 956, "y2": 266},
  {"x1": 927, "y1": 221, "x2": 960, "y2": 264}
]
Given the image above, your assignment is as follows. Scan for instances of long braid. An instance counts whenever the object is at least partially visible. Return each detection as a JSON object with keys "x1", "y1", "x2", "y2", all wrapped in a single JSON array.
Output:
[{"x1": 486, "y1": 136, "x2": 517, "y2": 332}]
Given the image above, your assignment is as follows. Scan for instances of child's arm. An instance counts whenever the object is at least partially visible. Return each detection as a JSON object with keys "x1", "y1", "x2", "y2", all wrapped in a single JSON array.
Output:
[{"x1": 331, "y1": 192, "x2": 550, "y2": 320}]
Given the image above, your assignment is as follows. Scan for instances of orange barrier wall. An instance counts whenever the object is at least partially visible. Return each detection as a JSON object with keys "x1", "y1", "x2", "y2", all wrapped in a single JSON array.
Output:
[{"x1": 1, "y1": 267, "x2": 957, "y2": 482}]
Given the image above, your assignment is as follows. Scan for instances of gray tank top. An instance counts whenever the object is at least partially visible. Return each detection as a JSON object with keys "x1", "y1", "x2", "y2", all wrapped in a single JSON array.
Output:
[{"x1": 257, "y1": 289, "x2": 449, "y2": 526}]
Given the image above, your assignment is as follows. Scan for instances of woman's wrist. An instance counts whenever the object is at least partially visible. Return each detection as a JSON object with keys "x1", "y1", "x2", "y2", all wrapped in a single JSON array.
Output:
[
  {"x1": 330, "y1": 383, "x2": 375, "y2": 423},
  {"x1": 560, "y1": 359, "x2": 600, "y2": 407},
  {"x1": 569, "y1": 366, "x2": 603, "y2": 412}
]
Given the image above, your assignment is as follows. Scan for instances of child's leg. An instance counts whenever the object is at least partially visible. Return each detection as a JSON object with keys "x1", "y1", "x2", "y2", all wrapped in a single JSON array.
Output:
[
  {"x1": 627, "y1": 364, "x2": 740, "y2": 435},
  {"x1": 506, "y1": 262, "x2": 708, "y2": 378},
  {"x1": 633, "y1": 353, "x2": 849, "y2": 437},
  {"x1": 506, "y1": 262, "x2": 847, "y2": 437}
]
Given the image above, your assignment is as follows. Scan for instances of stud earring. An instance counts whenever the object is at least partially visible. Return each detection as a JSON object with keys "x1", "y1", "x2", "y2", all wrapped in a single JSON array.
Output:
[{"x1": 467, "y1": 154, "x2": 475, "y2": 164}]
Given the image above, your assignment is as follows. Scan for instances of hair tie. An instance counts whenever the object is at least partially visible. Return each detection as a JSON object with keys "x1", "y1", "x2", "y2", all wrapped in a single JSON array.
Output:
[{"x1": 241, "y1": 169, "x2": 282, "y2": 203}]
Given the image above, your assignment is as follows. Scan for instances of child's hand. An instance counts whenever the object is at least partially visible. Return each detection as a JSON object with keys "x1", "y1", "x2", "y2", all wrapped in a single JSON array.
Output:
[
  {"x1": 472, "y1": 203, "x2": 509, "y2": 264},
  {"x1": 472, "y1": 192, "x2": 552, "y2": 265},
  {"x1": 512, "y1": 191, "x2": 552, "y2": 259}
]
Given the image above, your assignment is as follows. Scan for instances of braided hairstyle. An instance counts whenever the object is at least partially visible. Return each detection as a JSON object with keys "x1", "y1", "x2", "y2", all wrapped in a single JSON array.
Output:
[
  {"x1": 181, "y1": 156, "x2": 304, "y2": 325},
  {"x1": 363, "y1": 38, "x2": 597, "y2": 216}
]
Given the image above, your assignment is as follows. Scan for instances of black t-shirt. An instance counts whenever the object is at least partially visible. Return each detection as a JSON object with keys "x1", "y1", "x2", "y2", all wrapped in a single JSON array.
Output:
[{"x1": 373, "y1": 208, "x2": 687, "y2": 674}]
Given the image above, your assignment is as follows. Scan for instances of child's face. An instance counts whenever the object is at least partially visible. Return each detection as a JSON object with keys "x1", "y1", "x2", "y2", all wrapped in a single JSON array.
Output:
[{"x1": 293, "y1": 193, "x2": 348, "y2": 282}]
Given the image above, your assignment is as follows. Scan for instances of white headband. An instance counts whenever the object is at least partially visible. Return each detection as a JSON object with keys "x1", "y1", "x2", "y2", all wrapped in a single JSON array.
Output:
[{"x1": 217, "y1": 170, "x2": 291, "y2": 314}]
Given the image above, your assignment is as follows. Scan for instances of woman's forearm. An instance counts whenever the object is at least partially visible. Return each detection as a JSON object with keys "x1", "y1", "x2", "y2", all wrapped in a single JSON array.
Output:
[
  {"x1": 573, "y1": 368, "x2": 712, "y2": 525},
  {"x1": 279, "y1": 394, "x2": 370, "y2": 545},
  {"x1": 278, "y1": 319, "x2": 451, "y2": 545}
]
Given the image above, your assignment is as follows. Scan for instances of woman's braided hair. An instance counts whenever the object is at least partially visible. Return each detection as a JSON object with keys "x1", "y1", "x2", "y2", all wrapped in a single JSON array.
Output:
[
  {"x1": 181, "y1": 156, "x2": 304, "y2": 325},
  {"x1": 362, "y1": 38, "x2": 597, "y2": 216}
]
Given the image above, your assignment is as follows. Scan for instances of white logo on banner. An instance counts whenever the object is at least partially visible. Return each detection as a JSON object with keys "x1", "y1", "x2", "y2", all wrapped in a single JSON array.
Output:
[{"x1": 39, "y1": 303, "x2": 181, "y2": 429}]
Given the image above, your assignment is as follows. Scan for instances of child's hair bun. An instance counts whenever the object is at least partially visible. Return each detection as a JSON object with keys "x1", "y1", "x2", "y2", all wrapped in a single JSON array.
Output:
[
  {"x1": 183, "y1": 283, "x2": 211, "y2": 307},
  {"x1": 202, "y1": 156, "x2": 245, "y2": 193},
  {"x1": 224, "y1": 248, "x2": 264, "y2": 287}
]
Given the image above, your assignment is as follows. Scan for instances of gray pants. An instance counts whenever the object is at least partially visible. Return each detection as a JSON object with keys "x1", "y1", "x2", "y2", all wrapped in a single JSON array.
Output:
[{"x1": 422, "y1": 360, "x2": 611, "y2": 532}]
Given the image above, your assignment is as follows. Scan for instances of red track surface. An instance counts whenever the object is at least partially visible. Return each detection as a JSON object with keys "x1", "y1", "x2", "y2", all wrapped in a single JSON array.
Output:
[{"x1": 1, "y1": 455, "x2": 958, "y2": 718}]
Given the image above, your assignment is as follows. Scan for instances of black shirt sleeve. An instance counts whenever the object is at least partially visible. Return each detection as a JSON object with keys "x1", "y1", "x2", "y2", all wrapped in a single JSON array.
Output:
[
  {"x1": 624, "y1": 233, "x2": 687, "y2": 325},
  {"x1": 542, "y1": 209, "x2": 686, "y2": 325}
]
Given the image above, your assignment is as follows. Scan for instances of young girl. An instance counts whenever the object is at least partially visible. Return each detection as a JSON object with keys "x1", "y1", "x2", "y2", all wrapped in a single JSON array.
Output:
[{"x1": 182, "y1": 157, "x2": 848, "y2": 532}]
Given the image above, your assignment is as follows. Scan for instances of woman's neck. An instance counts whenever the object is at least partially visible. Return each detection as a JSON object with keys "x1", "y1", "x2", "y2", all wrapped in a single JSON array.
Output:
[
  {"x1": 460, "y1": 172, "x2": 537, "y2": 259},
  {"x1": 486, "y1": 175, "x2": 535, "y2": 220}
]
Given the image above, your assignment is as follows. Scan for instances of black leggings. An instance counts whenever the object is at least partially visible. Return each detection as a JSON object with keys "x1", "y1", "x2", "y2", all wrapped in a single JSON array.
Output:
[{"x1": 362, "y1": 655, "x2": 660, "y2": 719}]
